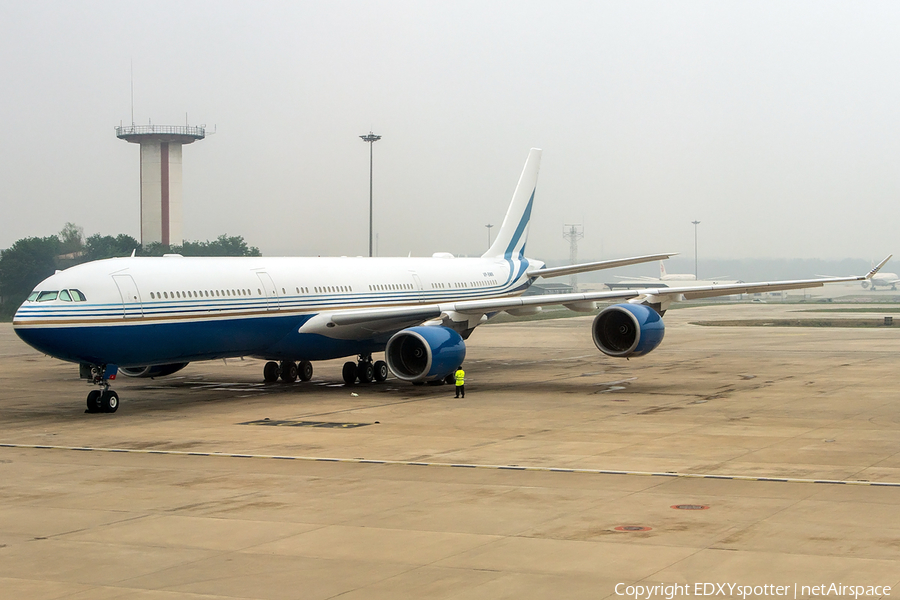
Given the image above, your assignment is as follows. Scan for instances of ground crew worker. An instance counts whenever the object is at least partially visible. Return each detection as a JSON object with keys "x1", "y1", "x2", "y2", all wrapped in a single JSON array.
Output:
[{"x1": 454, "y1": 365, "x2": 465, "y2": 398}]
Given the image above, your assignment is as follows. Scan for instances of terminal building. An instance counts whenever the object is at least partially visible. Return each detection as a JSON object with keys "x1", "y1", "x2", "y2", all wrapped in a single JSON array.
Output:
[{"x1": 116, "y1": 124, "x2": 206, "y2": 247}]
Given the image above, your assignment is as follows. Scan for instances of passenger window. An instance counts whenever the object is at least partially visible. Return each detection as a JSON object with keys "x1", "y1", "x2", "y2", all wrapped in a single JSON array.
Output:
[
  {"x1": 59, "y1": 290, "x2": 72, "y2": 302},
  {"x1": 27, "y1": 291, "x2": 39, "y2": 301},
  {"x1": 37, "y1": 291, "x2": 58, "y2": 302}
]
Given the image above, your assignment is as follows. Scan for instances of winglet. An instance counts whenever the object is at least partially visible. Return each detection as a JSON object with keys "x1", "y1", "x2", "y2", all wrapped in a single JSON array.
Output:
[{"x1": 866, "y1": 255, "x2": 892, "y2": 279}]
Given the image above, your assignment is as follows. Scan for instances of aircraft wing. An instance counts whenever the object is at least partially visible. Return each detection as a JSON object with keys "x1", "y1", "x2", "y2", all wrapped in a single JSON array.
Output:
[
  {"x1": 527, "y1": 253, "x2": 676, "y2": 279},
  {"x1": 324, "y1": 256, "x2": 891, "y2": 327}
]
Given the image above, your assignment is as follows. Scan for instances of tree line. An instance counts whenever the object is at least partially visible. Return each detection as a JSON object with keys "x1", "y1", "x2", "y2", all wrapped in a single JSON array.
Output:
[{"x1": 0, "y1": 223, "x2": 261, "y2": 319}]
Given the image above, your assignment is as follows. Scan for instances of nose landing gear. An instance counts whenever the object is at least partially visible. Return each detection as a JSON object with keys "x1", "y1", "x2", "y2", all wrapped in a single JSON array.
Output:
[{"x1": 85, "y1": 364, "x2": 119, "y2": 413}]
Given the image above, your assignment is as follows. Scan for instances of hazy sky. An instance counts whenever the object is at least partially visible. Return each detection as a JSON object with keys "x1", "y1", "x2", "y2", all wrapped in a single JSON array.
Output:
[{"x1": 1, "y1": 1, "x2": 898, "y2": 261}]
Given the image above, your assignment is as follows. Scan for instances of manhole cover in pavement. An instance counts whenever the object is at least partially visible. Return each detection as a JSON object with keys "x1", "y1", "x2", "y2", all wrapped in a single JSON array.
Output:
[
  {"x1": 671, "y1": 504, "x2": 709, "y2": 510},
  {"x1": 614, "y1": 526, "x2": 652, "y2": 532}
]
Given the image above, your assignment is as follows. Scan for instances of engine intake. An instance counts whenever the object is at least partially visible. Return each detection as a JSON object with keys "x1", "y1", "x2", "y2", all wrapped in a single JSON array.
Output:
[
  {"x1": 592, "y1": 304, "x2": 665, "y2": 358},
  {"x1": 385, "y1": 326, "x2": 466, "y2": 382},
  {"x1": 119, "y1": 363, "x2": 189, "y2": 378}
]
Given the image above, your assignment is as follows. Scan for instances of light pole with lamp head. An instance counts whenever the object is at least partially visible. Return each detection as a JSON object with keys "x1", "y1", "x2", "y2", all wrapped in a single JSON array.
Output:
[
  {"x1": 360, "y1": 131, "x2": 381, "y2": 257},
  {"x1": 691, "y1": 220, "x2": 700, "y2": 280}
]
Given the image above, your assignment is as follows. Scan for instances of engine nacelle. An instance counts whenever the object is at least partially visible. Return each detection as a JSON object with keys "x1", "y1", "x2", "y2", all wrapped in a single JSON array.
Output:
[
  {"x1": 385, "y1": 326, "x2": 466, "y2": 382},
  {"x1": 592, "y1": 304, "x2": 665, "y2": 358},
  {"x1": 119, "y1": 363, "x2": 190, "y2": 378}
]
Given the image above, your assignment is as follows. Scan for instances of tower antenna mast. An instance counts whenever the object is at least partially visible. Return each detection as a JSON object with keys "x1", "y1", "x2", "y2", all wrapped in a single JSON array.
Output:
[{"x1": 562, "y1": 224, "x2": 584, "y2": 291}]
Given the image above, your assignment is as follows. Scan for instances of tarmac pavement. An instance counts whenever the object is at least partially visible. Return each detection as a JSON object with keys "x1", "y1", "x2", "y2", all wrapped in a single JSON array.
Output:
[{"x1": 0, "y1": 303, "x2": 898, "y2": 599}]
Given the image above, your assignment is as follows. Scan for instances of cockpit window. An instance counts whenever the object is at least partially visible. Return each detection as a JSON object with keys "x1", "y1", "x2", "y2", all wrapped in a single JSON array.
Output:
[
  {"x1": 27, "y1": 292, "x2": 39, "y2": 302},
  {"x1": 37, "y1": 291, "x2": 59, "y2": 302},
  {"x1": 58, "y1": 290, "x2": 72, "y2": 302},
  {"x1": 69, "y1": 289, "x2": 86, "y2": 302}
]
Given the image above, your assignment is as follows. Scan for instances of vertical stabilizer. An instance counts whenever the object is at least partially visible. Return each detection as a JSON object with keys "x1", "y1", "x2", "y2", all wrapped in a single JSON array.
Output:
[
  {"x1": 482, "y1": 148, "x2": 542, "y2": 259},
  {"x1": 659, "y1": 261, "x2": 667, "y2": 278}
]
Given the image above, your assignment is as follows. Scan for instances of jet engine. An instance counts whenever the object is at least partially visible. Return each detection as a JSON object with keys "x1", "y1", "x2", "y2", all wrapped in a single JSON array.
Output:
[
  {"x1": 119, "y1": 363, "x2": 190, "y2": 378},
  {"x1": 592, "y1": 304, "x2": 665, "y2": 358},
  {"x1": 385, "y1": 326, "x2": 466, "y2": 383}
]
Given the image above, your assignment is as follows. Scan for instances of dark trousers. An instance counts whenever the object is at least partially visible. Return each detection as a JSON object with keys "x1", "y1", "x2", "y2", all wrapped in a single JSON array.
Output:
[{"x1": 455, "y1": 385, "x2": 465, "y2": 398}]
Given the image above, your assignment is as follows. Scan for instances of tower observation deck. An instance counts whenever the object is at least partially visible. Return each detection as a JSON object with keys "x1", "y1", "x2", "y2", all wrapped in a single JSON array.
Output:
[{"x1": 116, "y1": 124, "x2": 206, "y2": 247}]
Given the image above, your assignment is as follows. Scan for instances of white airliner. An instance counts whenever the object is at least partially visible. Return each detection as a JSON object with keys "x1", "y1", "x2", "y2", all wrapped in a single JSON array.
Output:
[
  {"x1": 862, "y1": 271, "x2": 900, "y2": 291},
  {"x1": 12, "y1": 149, "x2": 891, "y2": 414},
  {"x1": 606, "y1": 261, "x2": 738, "y2": 290},
  {"x1": 658, "y1": 261, "x2": 695, "y2": 281}
]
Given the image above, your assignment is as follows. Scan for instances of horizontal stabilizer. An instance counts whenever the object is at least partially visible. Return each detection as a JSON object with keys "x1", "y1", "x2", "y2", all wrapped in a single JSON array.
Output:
[{"x1": 527, "y1": 253, "x2": 677, "y2": 279}]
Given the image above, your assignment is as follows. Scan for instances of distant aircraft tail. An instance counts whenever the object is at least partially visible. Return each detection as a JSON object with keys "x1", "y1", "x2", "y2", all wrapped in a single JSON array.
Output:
[
  {"x1": 483, "y1": 148, "x2": 542, "y2": 259},
  {"x1": 659, "y1": 261, "x2": 667, "y2": 278}
]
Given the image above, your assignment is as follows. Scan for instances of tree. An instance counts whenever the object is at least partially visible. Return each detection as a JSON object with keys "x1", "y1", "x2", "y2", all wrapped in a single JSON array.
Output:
[
  {"x1": 181, "y1": 234, "x2": 262, "y2": 257},
  {"x1": 0, "y1": 228, "x2": 261, "y2": 320},
  {"x1": 143, "y1": 234, "x2": 261, "y2": 257},
  {"x1": 83, "y1": 234, "x2": 141, "y2": 261},
  {"x1": 0, "y1": 236, "x2": 60, "y2": 319},
  {"x1": 58, "y1": 222, "x2": 84, "y2": 256}
]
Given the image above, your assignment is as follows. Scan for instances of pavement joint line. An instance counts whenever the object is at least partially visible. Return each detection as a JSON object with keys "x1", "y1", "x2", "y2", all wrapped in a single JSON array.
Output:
[{"x1": 2, "y1": 442, "x2": 899, "y2": 487}]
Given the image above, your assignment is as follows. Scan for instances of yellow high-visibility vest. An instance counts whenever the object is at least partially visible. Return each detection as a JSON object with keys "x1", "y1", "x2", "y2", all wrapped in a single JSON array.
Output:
[{"x1": 455, "y1": 369, "x2": 465, "y2": 386}]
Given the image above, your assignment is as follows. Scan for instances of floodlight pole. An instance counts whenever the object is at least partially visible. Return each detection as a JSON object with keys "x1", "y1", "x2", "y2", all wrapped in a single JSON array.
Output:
[
  {"x1": 691, "y1": 220, "x2": 700, "y2": 280},
  {"x1": 360, "y1": 131, "x2": 381, "y2": 257},
  {"x1": 485, "y1": 224, "x2": 494, "y2": 249}
]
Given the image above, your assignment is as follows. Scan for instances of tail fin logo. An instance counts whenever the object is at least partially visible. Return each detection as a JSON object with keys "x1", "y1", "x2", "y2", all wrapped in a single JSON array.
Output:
[{"x1": 483, "y1": 148, "x2": 542, "y2": 260}]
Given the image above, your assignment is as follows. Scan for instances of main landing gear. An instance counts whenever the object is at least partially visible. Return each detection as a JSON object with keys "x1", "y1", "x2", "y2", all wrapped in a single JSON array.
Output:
[
  {"x1": 263, "y1": 360, "x2": 314, "y2": 384},
  {"x1": 85, "y1": 364, "x2": 119, "y2": 414},
  {"x1": 342, "y1": 354, "x2": 388, "y2": 385}
]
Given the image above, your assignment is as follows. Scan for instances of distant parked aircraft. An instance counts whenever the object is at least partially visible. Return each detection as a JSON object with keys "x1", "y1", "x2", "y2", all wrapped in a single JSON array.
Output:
[
  {"x1": 606, "y1": 262, "x2": 738, "y2": 290},
  {"x1": 861, "y1": 271, "x2": 899, "y2": 290}
]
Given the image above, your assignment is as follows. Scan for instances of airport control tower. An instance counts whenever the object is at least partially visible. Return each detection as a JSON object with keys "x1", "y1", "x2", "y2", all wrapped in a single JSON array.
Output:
[{"x1": 116, "y1": 124, "x2": 206, "y2": 247}]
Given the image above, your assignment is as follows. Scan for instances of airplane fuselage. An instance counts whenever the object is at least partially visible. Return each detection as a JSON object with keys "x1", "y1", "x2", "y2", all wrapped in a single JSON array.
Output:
[{"x1": 13, "y1": 254, "x2": 540, "y2": 368}]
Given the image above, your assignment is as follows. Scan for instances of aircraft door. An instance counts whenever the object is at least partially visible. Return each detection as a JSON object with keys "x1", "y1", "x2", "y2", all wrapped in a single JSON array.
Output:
[
  {"x1": 112, "y1": 274, "x2": 143, "y2": 318},
  {"x1": 411, "y1": 272, "x2": 425, "y2": 303},
  {"x1": 255, "y1": 272, "x2": 280, "y2": 311}
]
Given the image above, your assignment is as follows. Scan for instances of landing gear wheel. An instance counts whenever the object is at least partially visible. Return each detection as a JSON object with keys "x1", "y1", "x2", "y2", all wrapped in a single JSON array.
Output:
[
  {"x1": 280, "y1": 361, "x2": 298, "y2": 382},
  {"x1": 373, "y1": 360, "x2": 388, "y2": 382},
  {"x1": 100, "y1": 390, "x2": 119, "y2": 413},
  {"x1": 342, "y1": 361, "x2": 358, "y2": 384},
  {"x1": 298, "y1": 360, "x2": 313, "y2": 381},
  {"x1": 86, "y1": 390, "x2": 102, "y2": 413},
  {"x1": 357, "y1": 361, "x2": 375, "y2": 383},
  {"x1": 263, "y1": 361, "x2": 279, "y2": 383}
]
